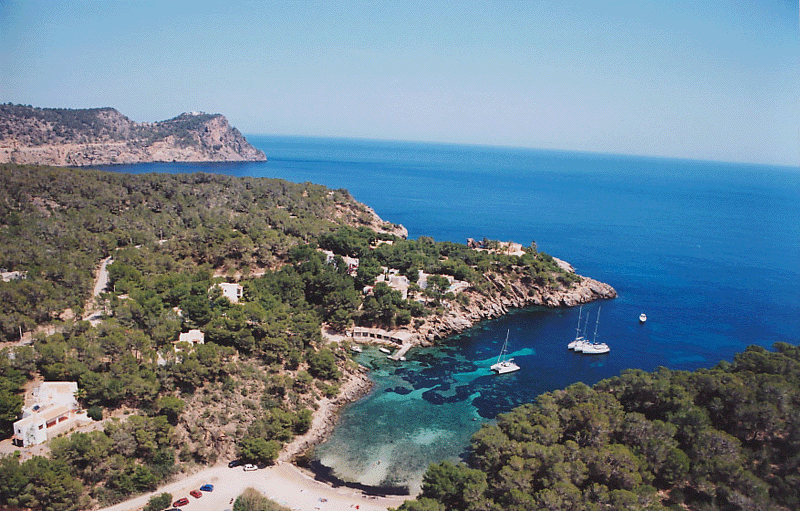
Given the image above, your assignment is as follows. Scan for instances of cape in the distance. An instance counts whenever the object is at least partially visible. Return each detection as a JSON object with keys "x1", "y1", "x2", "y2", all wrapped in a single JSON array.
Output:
[{"x1": 0, "y1": 103, "x2": 266, "y2": 166}]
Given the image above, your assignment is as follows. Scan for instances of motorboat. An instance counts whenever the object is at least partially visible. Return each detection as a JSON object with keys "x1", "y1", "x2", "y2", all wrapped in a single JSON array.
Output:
[{"x1": 639, "y1": 313, "x2": 647, "y2": 323}]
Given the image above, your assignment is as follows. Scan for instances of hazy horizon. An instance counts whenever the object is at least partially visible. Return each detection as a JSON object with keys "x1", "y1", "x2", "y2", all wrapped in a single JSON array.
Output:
[{"x1": 1, "y1": 1, "x2": 798, "y2": 166}]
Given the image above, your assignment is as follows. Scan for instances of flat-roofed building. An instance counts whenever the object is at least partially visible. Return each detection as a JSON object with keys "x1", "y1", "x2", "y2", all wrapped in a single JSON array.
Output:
[{"x1": 11, "y1": 382, "x2": 87, "y2": 447}]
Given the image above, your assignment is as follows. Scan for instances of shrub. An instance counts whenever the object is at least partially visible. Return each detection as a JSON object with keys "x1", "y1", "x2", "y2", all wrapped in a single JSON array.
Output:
[{"x1": 87, "y1": 406, "x2": 103, "y2": 421}]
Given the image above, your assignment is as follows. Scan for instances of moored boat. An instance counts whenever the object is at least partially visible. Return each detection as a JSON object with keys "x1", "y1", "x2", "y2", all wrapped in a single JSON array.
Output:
[
  {"x1": 568, "y1": 305, "x2": 587, "y2": 350},
  {"x1": 491, "y1": 330, "x2": 520, "y2": 374},
  {"x1": 572, "y1": 307, "x2": 610, "y2": 355}
]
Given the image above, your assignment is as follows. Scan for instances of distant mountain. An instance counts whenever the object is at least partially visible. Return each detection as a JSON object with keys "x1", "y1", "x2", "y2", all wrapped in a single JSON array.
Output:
[{"x1": 0, "y1": 104, "x2": 266, "y2": 166}]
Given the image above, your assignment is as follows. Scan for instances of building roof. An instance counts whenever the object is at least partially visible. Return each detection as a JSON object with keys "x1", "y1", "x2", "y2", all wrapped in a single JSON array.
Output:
[
  {"x1": 178, "y1": 329, "x2": 205, "y2": 344},
  {"x1": 15, "y1": 405, "x2": 72, "y2": 428}
]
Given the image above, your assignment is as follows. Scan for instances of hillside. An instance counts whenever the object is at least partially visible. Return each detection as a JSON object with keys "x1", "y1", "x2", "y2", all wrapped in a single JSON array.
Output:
[
  {"x1": 0, "y1": 164, "x2": 613, "y2": 510},
  {"x1": 398, "y1": 343, "x2": 800, "y2": 511},
  {"x1": 0, "y1": 163, "x2": 405, "y2": 341},
  {"x1": 0, "y1": 104, "x2": 266, "y2": 166}
]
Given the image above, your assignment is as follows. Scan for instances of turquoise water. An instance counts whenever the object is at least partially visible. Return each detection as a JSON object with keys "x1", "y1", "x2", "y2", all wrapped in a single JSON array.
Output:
[{"x1": 99, "y1": 136, "x2": 800, "y2": 493}]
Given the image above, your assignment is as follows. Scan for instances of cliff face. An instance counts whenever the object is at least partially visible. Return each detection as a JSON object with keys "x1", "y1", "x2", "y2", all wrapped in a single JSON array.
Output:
[
  {"x1": 0, "y1": 105, "x2": 266, "y2": 166},
  {"x1": 417, "y1": 269, "x2": 617, "y2": 342}
]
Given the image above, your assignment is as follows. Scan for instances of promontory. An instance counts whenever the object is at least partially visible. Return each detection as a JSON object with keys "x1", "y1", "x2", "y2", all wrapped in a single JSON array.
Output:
[{"x1": 0, "y1": 104, "x2": 266, "y2": 166}]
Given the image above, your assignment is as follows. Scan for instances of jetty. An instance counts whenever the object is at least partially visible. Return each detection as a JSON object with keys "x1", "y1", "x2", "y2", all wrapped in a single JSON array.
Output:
[{"x1": 389, "y1": 343, "x2": 413, "y2": 361}]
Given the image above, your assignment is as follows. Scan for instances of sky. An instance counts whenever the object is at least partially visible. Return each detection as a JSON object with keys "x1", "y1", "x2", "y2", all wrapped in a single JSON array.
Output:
[{"x1": 1, "y1": 0, "x2": 798, "y2": 166}]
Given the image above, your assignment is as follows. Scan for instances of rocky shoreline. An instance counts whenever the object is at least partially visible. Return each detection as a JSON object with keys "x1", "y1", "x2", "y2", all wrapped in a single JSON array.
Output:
[
  {"x1": 418, "y1": 273, "x2": 616, "y2": 343},
  {"x1": 304, "y1": 261, "x2": 616, "y2": 463},
  {"x1": 0, "y1": 105, "x2": 266, "y2": 166},
  {"x1": 278, "y1": 370, "x2": 374, "y2": 463}
]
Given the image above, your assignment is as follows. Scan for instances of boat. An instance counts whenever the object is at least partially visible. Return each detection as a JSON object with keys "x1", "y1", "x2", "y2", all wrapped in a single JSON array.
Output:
[
  {"x1": 639, "y1": 313, "x2": 647, "y2": 323},
  {"x1": 581, "y1": 307, "x2": 610, "y2": 355},
  {"x1": 378, "y1": 347, "x2": 391, "y2": 354},
  {"x1": 491, "y1": 330, "x2": 520, "y2": 374},
  {"x1": 350, "y1": 345, "x2": 362, "y2": 353},
  {"x1": 567, "y1": 306, "x2": 587, "y2": 350}
]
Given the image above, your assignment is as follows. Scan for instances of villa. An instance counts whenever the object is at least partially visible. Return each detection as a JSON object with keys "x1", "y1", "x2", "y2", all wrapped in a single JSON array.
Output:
[{"x1": 11, "y1": 382, "x2": 90, "y2": 447}]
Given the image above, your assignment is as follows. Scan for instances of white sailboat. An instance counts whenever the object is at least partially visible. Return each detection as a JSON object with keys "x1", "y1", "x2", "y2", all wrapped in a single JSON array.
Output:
[
  {"x1": 581, "y1": 307, "x2": 610, "y2": 355},
  {"x1": 568, "y1": 306, "x2": 587, "y2": 350},
  {"x1": 491, "y1": 330, "x2": 520, "y2": 374}
]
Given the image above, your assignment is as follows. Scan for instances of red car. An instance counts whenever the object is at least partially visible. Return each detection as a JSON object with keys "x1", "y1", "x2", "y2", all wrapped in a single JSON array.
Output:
[
  {"x1": 190, "y1": 490, "x2": 202, "y2": 498},
  {"x1": 173, "y1": 498, "x2": 189, "y2": 507}
]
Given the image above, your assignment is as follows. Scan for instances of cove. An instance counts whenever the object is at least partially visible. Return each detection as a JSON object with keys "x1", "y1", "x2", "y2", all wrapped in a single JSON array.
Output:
[
  {"x1": 309, "y1": 307, "x2": 620, "y2": 494},
  {"x1": 97, "y1": 135, "x2": 800, "y2": 494}
]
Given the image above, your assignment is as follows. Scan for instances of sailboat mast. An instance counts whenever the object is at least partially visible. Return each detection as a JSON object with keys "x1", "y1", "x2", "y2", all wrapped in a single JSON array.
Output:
[
  {"x1": 593, "y1": 306, "x2": 601, "y2": 343},
  {"x1": 497, "y1": 330, "x2": 510, "y2": 364},
  {"x1": 576, "y1": 306, "x2": 583, "y2": 339}
]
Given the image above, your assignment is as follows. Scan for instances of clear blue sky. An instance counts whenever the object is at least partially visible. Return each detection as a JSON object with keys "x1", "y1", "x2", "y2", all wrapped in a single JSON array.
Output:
[{"x1": 1, "y1": 0, "x2": 798, "y2": 166}]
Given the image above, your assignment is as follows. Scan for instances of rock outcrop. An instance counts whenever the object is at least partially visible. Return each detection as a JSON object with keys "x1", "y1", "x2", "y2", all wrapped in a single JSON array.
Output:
[
  {"x1": 417, "y1": 271, "x2": 616, "y2": 342},
  {"x1": 0, "y1": 104, "x2": 266, "y2": 166}
]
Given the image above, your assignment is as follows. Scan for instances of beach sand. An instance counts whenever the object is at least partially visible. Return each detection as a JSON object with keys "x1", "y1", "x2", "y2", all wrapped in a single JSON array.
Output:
[
  {"x1": 99, "y1": 372, "x2": 412, "y2": 511},
  {"x1": 99, "y1": 462, "x2": 409, "y2": 511}
]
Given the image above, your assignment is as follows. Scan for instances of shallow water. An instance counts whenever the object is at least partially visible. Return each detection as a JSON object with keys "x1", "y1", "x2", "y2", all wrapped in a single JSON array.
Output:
[{"x1": 98, "y1": 136, "x2": 800, "y2": 492}]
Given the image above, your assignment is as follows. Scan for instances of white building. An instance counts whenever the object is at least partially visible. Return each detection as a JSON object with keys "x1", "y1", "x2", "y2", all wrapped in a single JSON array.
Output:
[
  {"x1": 178, "y1": 329, "x2": 205, "y2": 346},
  {"x1": 375, "y1": 269, "x2": 410, "y2": 299},
  {"x1": 159, "y1": 329, "x2": 205, "y2": 365},
  {"x1": 1, "y1": 270, "x2": 27, "y2": 282},
  {"x1": 12, "y1": 382, "x2": 87, "y2": 447},
  {"x1": 216, "y1": 283, "x2": 243, "y2": 304},
  {"x1": 321, "y1": 250, "x2": 359, "y2": 275}
]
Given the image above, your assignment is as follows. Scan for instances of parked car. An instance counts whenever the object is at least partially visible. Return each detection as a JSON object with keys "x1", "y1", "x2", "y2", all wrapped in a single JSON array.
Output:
[
  {"x1": 228, "y1": 459, "x2": 243, "y2": 468},
  {"x1": 189, "y1": 490, "x2": 202, "y2": 498},
  {"x1": 199, "y1": 484, "x2": 214, "y2": 492},
  {"x1": 243, "y1": 463, "x2": 257, "y2": 471},
  {"x1": 172, "y1": 498, "x2": 189, "y2": 507}
]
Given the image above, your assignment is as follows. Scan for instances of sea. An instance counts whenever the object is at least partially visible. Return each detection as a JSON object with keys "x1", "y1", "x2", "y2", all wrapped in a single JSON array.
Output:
[{"x1": 98, "y1": 136, "x2": 800, "y2": 494}]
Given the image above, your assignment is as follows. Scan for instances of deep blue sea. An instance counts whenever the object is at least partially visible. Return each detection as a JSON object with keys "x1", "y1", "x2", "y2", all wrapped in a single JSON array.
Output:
[{"x1": 99, "y1": 136, "x2": 800, "y2": 493}]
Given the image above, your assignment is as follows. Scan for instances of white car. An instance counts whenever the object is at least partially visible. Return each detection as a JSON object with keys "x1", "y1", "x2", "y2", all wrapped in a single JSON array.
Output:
[{"x1": 243, "y1": 464, "x2": 257, "y2": 471}]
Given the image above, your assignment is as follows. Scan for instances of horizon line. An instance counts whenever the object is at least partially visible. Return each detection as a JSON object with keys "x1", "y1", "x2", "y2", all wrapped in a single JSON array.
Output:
[{"x1": 244, "y1": 132, "x2": 800, "y2": 171}]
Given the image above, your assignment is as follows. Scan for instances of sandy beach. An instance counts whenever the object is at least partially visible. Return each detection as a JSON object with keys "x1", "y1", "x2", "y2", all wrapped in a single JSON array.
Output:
[
  {"x1": 99, "y1": 462, "x2": 410, "y2": 511},
  {"x1": 99, "y1": 371, "x2": 412, "y2": 511}
]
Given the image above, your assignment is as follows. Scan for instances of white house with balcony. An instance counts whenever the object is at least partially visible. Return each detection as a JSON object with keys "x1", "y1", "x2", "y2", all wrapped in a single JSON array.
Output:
[{"x1": 12, "y1": 382, "x2": 90, "y2": 447}]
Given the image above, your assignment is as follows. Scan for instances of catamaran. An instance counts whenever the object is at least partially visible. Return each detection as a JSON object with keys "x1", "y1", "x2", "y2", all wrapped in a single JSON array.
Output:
[{"x1": 491, "y1": 330, "x2": 520, "y2": 374}]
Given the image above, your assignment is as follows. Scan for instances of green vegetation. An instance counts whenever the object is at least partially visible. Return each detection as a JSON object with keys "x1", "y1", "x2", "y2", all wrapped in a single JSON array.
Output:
[
  {"x1": 0, "y1": 164, "x2": 582, "y2": 509},
  {"x1": 396, "y1": 342, "x2": 800, "y2": 511},
  {"x1": 1, "y1": 103, "x2": 231, "y2": 150},
  {"x1": 144, "y1": 493, "x2": 172, "y2": 511},
  {"x1": 234, "y1": 487, "x2": 292, "y2": 511},
  {"x1": 0, "y1": 163, "x2": 393, "y2": 341},
  {"x1": 0, "y1": 453, "x2": 88, "y2": 511}
]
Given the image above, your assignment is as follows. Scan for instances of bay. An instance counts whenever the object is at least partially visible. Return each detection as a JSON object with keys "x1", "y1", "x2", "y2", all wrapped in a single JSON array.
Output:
[{"x1": 98, "y1": 135, "x2": 800, "y2": 493}]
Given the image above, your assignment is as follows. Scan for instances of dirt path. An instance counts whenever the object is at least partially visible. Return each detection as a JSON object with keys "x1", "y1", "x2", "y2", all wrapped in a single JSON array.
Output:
[
  {"x1": 0, "y1": 255, "x2": 112, "y2": 349},
  {"x1": 83, "y1": 256, "x2": 113, "y2": 324}
]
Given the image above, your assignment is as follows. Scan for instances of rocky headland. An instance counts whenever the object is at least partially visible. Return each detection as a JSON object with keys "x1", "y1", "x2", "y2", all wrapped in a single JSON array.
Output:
[
  {"x1": 418, "y1": 270, "x2": 616, "y2": 342},
  {"x1": 0, "y1": 104, "x2": 266, "y2": 166}
]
